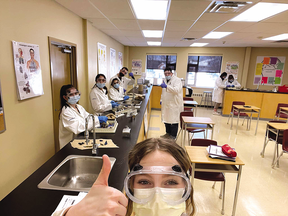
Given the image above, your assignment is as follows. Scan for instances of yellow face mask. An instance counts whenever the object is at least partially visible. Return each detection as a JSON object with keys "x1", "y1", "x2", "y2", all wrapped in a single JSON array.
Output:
[{"x1": 132, "y1": 188, "x2": 187, "y2": 216}]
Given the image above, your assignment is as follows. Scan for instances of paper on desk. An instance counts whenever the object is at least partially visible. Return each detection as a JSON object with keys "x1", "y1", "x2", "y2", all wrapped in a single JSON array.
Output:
[
  {"x1": 51, "y1": 192, "x2": 87, "y2": 215},
  {"x1": 70, "y1": 139, "x2": 119, "y2": 150}
]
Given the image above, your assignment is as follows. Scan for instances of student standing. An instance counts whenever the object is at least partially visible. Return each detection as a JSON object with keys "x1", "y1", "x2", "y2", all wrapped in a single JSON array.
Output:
[
  {"x1": 212, "y1": 72, "x2": 227, "y2": 115},
  {"x1": 109, "y1": 67, "x2": 135, "y2": 92},
  {"x1": 160, "y1": 68, "x2": 183, "y2": 139}
]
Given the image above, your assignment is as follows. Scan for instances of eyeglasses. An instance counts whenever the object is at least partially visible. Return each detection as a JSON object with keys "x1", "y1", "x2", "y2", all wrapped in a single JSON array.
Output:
[
  {"x1": 97, "y1": 79, "x2": 106, "y2": 83},
  {"x1": 164, "y1": 72, "x2": 172, "y2": 76},
  {"x1": 67, "y1": 91, "x2": 81, "y2": 97}
]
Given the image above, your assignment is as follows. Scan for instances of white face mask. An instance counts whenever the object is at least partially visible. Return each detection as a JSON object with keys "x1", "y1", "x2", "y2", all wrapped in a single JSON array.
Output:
[{"x1": 133, "y1": 188, "x2": 186, "y2": 216}]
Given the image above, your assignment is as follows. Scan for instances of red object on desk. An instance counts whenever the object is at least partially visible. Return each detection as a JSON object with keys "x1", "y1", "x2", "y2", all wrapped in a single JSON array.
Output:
[
  {"x1": 222, "y1": 144, "x2": 237, "y2": 158},
  {"x1": 278, "y1": 84, "x2": 288, "y2": 93}
]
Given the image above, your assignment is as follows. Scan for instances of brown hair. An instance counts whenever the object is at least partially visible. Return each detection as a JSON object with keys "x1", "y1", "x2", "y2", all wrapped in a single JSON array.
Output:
[{"x1": 126, "y1": 138, "x2": 195, "y2": 216}]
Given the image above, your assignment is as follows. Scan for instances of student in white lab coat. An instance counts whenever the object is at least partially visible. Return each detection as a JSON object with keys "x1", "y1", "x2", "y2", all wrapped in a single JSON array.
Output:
[
  {"x1": 90, "y1": 74, "x2": 119, "y2": 115},
  {"x1": 109, "y1": 78, "x2": 130, "y2": 101},
  {"x1": 109, "y1": 67, "x2": 135, "y2": 91},
  {"x1": 225, "y1": 74, "x2": 241, "y2": 88},
  {"x1": 160, "y1": 68, "x2": 183, "y2": 139},
  {"x1": 59, "y1": 84, "x2": 108, "y2": 149},
  {"x1": 212, "y1": 72, "x2": 227, "y2": 115}
]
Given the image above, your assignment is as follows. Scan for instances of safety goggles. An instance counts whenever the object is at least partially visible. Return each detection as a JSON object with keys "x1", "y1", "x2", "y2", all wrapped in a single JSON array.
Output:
[
  {"x1": 67, "y1": 91, "x2": 81, "y2": 98},
  {"x1": 124, "y1": 165, "x2": 191, "y2": 206}
]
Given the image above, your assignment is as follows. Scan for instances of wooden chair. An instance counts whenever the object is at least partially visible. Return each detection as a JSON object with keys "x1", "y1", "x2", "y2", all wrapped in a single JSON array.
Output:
[
  {"x1": 273, "y1": 129, "x2": 288, "y2": 168},
  {"x1": 183, "y1": 97, "x2": 195, "y2": 112},
  {"x1": 191, "y1": 138, "x2": 226, "y2": 215},
  {"x1": 227, "y1": 101, "x2": 249, "y2": 125},
  {"x1": 275, "y1": 103, "x2": 288, "y2": 120}
]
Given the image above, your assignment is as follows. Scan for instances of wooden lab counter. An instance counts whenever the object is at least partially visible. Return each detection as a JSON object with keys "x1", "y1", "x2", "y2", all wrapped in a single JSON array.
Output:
[{"x1": 223, "y1": 89, "x2": 288, "y2": 119}]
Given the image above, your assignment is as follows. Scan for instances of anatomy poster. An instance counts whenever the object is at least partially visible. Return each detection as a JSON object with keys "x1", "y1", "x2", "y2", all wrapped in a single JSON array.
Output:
[
  {"x1": 110, "y1": 48, "x2": 116, "y2": 80},
  {"x1": 254, "y1": 56, "x2": 285, "y2": 86},
  {"x1": 118, "y1": 52, "x2": 123, "y2": 70},
  {"x1": 97, "y1": 43, "x2": 107, "y2": 76},
  {"x1": 225, "y1": 61, "x2": 239, "y2": 79},
  {"x1": 12, "y1": 41, "x2": 44, "y2": 100},
  {"x1": 132, "y1": 59, "x2": 142, "y2": 75}
]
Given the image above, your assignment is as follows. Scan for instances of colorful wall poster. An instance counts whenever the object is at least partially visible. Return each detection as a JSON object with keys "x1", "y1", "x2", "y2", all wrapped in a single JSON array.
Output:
[
  {"x1": 225, "y1": 61, "x2": 239, "y2": 79},
  {"x1": 131, "y1": 59, "x2": 142, "y2": 75},
  {"x1": 118, "y1": 52, "x2": 123, "y2": 70},
  {"x1": 253, "y1": 56, "x2": 285, "y2": 86},
  {"x1": 12, "y1": 41, "x2": 44, "y2": 100},
  {"x1": 97, "y1": 43, "x2": 107, "y2": 77},
  {"x1": 110, "y1": 48, "x2": 116, "y2": 80}
]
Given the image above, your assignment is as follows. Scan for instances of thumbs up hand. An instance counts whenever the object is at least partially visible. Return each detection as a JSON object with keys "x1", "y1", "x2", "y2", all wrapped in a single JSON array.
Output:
[
  {"x1": 66, "y1": 155, "x2": 128, "y2": 216},
  {"x1": 160, "y1": 81, "x2": 167, "y2": 88}
]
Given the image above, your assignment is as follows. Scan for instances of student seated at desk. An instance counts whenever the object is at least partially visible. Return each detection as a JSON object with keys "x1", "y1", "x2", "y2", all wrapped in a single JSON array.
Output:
[
  {"x1": 109, "y1": 78, "x2": 130, "y2": 101},
  {"x1": 225, "y1": 75, "x2": 241, "y2": 88},
  {"x1": 59, "y1": 84, "x2": 107, "y2": 149},
  {"x1": 53, "y1": 138, "x2": 195, "y2": 216},
  {"x1": 90, "y1": 74, "x2": 119, "y2": 115}
]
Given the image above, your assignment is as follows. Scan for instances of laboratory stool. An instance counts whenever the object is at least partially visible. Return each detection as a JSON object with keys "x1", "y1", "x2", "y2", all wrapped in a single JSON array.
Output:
[{"x1": 200, "y1": 91, "x2": 213, "y2": 108}]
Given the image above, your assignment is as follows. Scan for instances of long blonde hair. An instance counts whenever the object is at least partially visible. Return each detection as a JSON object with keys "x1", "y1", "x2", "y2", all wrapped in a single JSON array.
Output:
[{"x1": 126, "y1": 138, "x2": 195, "y2": 216}]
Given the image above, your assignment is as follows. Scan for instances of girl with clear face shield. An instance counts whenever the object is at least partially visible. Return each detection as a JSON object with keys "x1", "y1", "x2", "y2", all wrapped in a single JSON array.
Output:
[
  {"x1": 108, "y1": 78, "x2": 129, "y2": 101},
  {"x1": 53, "y1": 138, "x2": 195, "y2": 216}
]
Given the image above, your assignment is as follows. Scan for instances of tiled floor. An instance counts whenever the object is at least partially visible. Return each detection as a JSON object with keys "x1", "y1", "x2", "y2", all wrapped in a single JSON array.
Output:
[{"x1": 147, "y1": 108, "x2": 288, "y2": 216}]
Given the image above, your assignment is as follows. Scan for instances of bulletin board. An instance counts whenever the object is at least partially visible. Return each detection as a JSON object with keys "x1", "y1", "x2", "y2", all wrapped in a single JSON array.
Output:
[{"x1": 253, "y1": 56, "x2": 285, "y2": 86}]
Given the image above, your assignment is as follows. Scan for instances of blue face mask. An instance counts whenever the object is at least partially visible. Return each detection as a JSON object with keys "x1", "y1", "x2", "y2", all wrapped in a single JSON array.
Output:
[
  {"x1": 114, "y1": 83, "x2": 120, "y2": 89},
  {"x1": 165, "y1": 75, "x2": 171, "y2": 80},
  {"x1": 96, "y1": 82, "x2": 106, "y2": 89},
  {"x1": 68, "y1": 95, "x2": 80, "y2": 104}
]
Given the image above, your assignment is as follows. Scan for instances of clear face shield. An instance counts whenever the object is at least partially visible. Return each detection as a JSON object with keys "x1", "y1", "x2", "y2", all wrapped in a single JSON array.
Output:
[{"x1": 124, "y1": 165, "x2": 191, "y2": 216}]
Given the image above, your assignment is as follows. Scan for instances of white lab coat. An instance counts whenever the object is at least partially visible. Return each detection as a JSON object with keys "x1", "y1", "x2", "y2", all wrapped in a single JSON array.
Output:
[
  {"x1": 109, "y1": 85, "x2": 125, "y2": 101},
  {"x1": 109, "y1": 74, "x2": 135, "y2": 90},
  {"x1": 90, "y1": 86, "x2": 112, "y2": 115},
  {"x1": 59, "y1": 104, "x2": 100, "y2": 149},
  {"x1": 161, "y1": 75, "x2": 183, "y2": 124},
  {"x1": 212, "y1": 77, "x2": 226, "y2": 103},
  {"x1": 225, "y1": 80, "x2": 241, "y2": 88}
]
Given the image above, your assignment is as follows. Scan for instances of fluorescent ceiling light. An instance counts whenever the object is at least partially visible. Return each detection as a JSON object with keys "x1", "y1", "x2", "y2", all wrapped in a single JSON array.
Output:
[
  {"x1": 230, "y1": 2, "x2": 288, "y2": 22},
  {"x1": 190, "y1": 43, "x2": 209, "y2": 47},
  {"x1": 143, "y1": 30, "x2": 163, "y2": 38},
  {"x1": 131, "y1": 0, "x2": 168, "y2": 20},
  {"x1": 147, "y1": 41, "x2": 161, "y2": 46},
  {"x1": 263, "y1": 33, "x2": 288, "y2": 41},
  {"x1": 203, "y1": 32, "x2": 233, "y2": 39}
]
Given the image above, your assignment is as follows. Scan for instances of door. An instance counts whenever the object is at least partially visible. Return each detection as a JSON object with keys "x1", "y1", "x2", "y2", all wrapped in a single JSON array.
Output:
[{"x1": 49, "y1": 37, "x2": 77, "y2": 152}]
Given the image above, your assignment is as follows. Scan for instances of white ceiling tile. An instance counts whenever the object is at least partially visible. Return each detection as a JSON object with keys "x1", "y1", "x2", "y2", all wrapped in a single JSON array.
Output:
[
  {"x1": 135, "y1": 42, "x2": 150, "y2": 46},
  {"x1": 138, "y1": 20, "x2": 165, "y2": 30},
  {"x1": 89, "y1": 18, "x2": 116, "y2": 30},
  {"x1": 121, "y1": 30, "x2": 143, "y2": 37},
  {"x1": 165, "y1": 20, "x2": 194, "y2": 31},
  {"x1": 162, "y1": 42, "x2": 177, "y2": 47},
  {"x1": 199, "y1": 13, "x2": 236, "y2": 22},
  {"x1": 127, "y1": 37, "x2": 146, "y2": 43},
  {"x1": 163, "y1": 38, "x2": 181, "y2": 43},
  {"x1": 262, "y1": 10, "x2": 288, "y2": 23},
  {"x1": 56, "y1": 0, "x2": 105, "y2": 18},
  {"x1": 183, "y1": 31, "x2": 210, "y2": 39},
  {"x1": 223, "y1": 32, "x2": 257, "y2": 40},
  {"x1": 164, "y1": 31, "x2": 186, "y2": 38},
  {"x1": 238, "y1": 22, "x2": 288, "y2": 33},
  {"x1": 168, "y1": 1, "x2": 212, "y2": 21},
  {"x1": 100, "y1": 29, "x2": 124, "y2": 36},
  {"x1": 215, "y1": 22, "x2": 255, "y2": 32},
  {"x1": 189, "y1": 21, "x2": 224, "y2": 32},
  {"x1": 89, "y1": 0, "x2": 135, "y2": 19},
  {"x1": 110, "y1": 19, "x2": 140, "y2": 30}
]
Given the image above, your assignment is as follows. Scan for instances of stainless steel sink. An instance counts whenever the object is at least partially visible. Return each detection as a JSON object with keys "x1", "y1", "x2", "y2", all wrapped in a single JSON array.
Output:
[{"x1": 38, "y1": 155, "x2": 116, "y2": 192}]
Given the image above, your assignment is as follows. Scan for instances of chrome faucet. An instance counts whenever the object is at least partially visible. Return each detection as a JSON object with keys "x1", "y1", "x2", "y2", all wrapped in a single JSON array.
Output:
[
  {"x1": 85, "y1": 114, "x2": 97, "y2": 155},
  {"x1": 256, "y1": 79, "x2": 264, "y2": 90}
]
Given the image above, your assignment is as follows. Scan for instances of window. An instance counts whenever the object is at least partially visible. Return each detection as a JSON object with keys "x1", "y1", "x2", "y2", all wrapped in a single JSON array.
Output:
[
  {"x1": 146, "y1": 54, "x2": 177, "y2": 84},
  {"x1": 186, "y1": 55, "x2": 222, "y2": 88}
]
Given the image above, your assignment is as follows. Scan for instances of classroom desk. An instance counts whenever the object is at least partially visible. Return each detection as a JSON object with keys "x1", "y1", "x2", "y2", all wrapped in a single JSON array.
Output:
[
  {"x1": 260, "y1": 122, "x2": 288, "y2": 167},
  {"x1": 231, "y1": 105, "x2": 261, "y2": 135},
  {"x1": 183, "y1": 100, "x2": 198, "y2": 116},
  {"x1": 279, "y1": 107, "x2": 288, "y2": 123},
  {"x1": 185, "y1": 146, "x2": 245, "y2": 216},
  {"x1": 181, "y1": 117, "x2": 215, "y2": 147}
]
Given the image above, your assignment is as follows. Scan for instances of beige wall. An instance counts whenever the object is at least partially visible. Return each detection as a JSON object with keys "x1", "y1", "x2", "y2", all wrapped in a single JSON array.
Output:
[
  {"x1": 247, "y1": 47, "x2": 288, "y2": 90},
  {"x1": 0, "y1": 0, "x2": 124, "y2": 200}
]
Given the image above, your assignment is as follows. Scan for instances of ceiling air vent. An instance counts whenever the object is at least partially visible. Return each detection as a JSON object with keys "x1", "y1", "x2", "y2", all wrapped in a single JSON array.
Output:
[
  {"x1": 208, "y1": 1, "x2": 252, "y2": 13},
  {"x1": 181, "y1": 38, "x2": 197, "y2": 41},
  {"x1": 273, "y1": 40, "x2": 288, "y2": 43}
]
